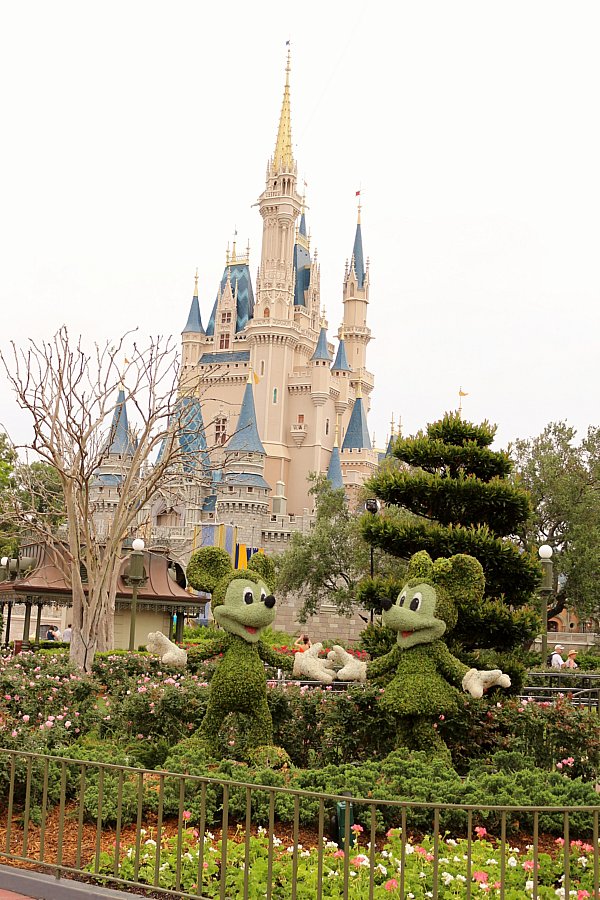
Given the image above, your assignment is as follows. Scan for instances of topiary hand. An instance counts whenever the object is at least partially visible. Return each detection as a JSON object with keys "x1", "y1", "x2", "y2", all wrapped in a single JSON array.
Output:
[
  {"x1": 462, "y1": 668, "x2": 511, "y2": 699},
  {"x1": 292, "y1": 643, "x2": 337, "y2": 684},
  {"x1": 327, "y1": 645, "x2": 367, "y2": 683}
]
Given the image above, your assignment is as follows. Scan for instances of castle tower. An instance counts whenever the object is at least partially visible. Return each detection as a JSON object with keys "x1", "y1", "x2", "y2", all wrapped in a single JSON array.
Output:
[
  {"x1": 342, "y1": 204, "x2": 373, "y2": 405},
  {"x1": 326, "y1": 421, "x2": 344, "y2": 490},
  {"x1": 90, "y1": 388, "x2": 136, "y2": 533},
  {"x1": 180, "y1": 271, "x2": 205, "y2": 392},
  {"x1": 216, "y1": 373, "x2": 271, "y2": 544},
  {"x1": 254, "y1": 49, "x2": 303, "y2": 319}
]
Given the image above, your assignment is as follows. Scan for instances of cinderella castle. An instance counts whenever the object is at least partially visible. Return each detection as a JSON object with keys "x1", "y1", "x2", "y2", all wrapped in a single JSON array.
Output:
[{"x1": 94, "y1": 52, "x2": 380, "y2": 619}]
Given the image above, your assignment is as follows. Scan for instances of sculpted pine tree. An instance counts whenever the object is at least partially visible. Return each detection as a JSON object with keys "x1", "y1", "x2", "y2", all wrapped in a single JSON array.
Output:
[
  {"x1": 1, "y1": 327, "x2": 211, "y2": 671},
  {"x1": 362, "y1": 412, "x2": 540, "y2": 651}
]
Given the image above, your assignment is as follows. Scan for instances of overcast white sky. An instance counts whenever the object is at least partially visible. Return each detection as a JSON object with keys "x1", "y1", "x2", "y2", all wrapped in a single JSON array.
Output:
[{"x1": 1, "y1": 1, "x2": 598, "y2": 454}]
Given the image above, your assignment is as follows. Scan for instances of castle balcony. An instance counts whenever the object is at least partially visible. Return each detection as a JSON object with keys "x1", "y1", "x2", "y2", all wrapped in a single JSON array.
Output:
[{"x1": 290, "y1": 423, "x2": 307, "y2": 447}]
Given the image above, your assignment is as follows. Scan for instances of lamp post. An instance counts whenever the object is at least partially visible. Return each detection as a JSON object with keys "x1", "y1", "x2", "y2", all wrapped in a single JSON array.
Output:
[
  {"x1": 538, "y1": 544, "x2": 553, "y2": 660},
  {"x1": 128, "y1": 538, "x2": 146, "y2": 652},
  {"x1": 364, "y1": 499, "x2": 381, "y2": 623}
]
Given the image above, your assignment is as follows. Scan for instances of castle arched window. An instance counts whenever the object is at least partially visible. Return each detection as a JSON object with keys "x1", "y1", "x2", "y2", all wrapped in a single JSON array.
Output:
[
  {"x1": 264, "y1": 307, "x2": 270, "y2": 318},
  {"x1": 273, "y1": 388, "x2": 278, "y2": 404},
  {"x1": 325, "y1": 418, "x2": 330, "y2": 436},
  {"x1": 260, "y1": 360, "x2": 265, "y2": 376}
]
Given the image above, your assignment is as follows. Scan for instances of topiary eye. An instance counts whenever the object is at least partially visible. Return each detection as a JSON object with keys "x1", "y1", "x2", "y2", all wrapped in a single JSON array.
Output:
[
  {"x1": 398, "y1": 592, "x2": 407, "y2": 606},
  {"x1": 409, "y1": 592, "x2": 422, "y2": 612},
  {"x1": 244, "y1": 590, "x2": 254, "y2": 605},
  {"x1": 260, "y1": 589, "x2": 267, "y2": 602}
]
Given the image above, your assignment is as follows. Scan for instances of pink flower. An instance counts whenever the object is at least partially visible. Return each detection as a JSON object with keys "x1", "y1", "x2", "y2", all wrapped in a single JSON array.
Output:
[
  {"x1": 473, "y1": 871, "x2": 489, "y2": 883},
  {"x1": 522, "y1": 859, "x2": 536, "y2": 871},
  {"x1": 65, "y1": 721, "x2": 71, "y2": 729},
  {"x1": 577, "y1": 892, "x2": 590, "y2": 899},
  {"x1": 384, "y1": 879, "x2": 399, "y2": 891},
  {"x1": 333, "y1": 849, "x2": 344, "y2": 858},
  {"x1": 555, "y1": 837, "x2": 565, "y2": 846},
  {"x1": 351, "y1": 854, "x2": 369, "y2": 867},
  {"x1": 182, "y1": 810, "x2": 191, "y2": 820},
  {"x1": 351, "y1": 824, "x2": 363, "y2": 833},
  {"x1": 11, "y1": 730, "x2": 17, "y2": 737},
  {"x1": 475, "y1": 826, "x2": 487, "y2": 838},
  {"x1": 22, "y1": 714, "x2": 30, "y2": 723}
]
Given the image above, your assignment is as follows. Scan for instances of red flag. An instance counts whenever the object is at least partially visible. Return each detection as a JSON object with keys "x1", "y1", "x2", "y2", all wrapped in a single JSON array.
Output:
[{"x1": 355, "y1": 190, "x2": 361, "y2": 197}]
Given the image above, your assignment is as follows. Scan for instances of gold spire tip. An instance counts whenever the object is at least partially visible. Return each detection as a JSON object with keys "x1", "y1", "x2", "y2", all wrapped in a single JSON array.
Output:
[{"x1": 194, "y1": 267, "x2": 199, "y2": 297}]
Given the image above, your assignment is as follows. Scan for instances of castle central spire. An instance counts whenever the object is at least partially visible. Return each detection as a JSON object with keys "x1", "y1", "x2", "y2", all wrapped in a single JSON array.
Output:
[{"x1": 272, "y1": 48, "x2": 294, "y2": 173}]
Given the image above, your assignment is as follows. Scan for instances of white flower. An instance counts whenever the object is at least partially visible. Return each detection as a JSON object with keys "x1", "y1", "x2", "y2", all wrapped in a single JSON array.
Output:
[
  {"x1": 485, "y1": 858, "x2": 498, "y2": 865},
  {"x1": 578, "y1": 856, "x2": 588, "y2": 867},
  {"x1": 446, "y1": 838, "x2": 457, "y2": 846},
  {"x1": 456, "y1": 874, "x2": 467, "y2": 883},
  {"x1": 507, "y1": 856, "x2": 518, "y2": 867},
  {"x1": 525, "y1": 880, "x2": 534, "y2": 892},
  {"x1": 144, "y1": 839, "x2": 156, "y2": 847},
  {"x1": 405, "y1": 845, "x2": 415, "y2": 855},
  {"x1": 325, "y1": 840, "x2": 338, "y2": 849},
  {"x1": 419, "y1": 871, "x2": 426, "y2": 878},
  {"x1": 442, "y1": 871, "x2": 454, "y2": 885},
  {"x1": 376, "y1": 863, "x2": 387, "y2": 875},
  {"x1": 272, "y1": 837, "x2": 282, "y2": 846}
]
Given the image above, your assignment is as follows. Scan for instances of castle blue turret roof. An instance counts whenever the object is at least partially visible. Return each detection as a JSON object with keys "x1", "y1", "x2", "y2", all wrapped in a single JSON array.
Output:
[
  {"x1": 327, "y1": 443, "x2": 344, "y2": 490},
  {"x1": 226, "y1": 380, "x2": 266, "y2": 454},
  {"x1": 206, "y1": 262, "x2": 255, "y2": 335},
  {"x1": 331, "y1": 338, "x2": 351, "y2": 372},
  {"x1": 156, "y1": 396, "x2": 209, "y2": 474},
  {"x1": 293, "y1": 210, "x2": 311, "y2": 307},
  {"x1": 105, "y1": 388, "x2": 136, "y2": 457},
  {"x1": 311, "y1": 326, "x2": 332, "y2": 361},
  {"x1": 351, "y1": 220, "x2": 366, "y2": 289},
  {"x1": 182, "y1": 295, "x2": 204, "y2": 334},
  {"x1": 342, "y1": 395, "x2": 371, "y2": 451}
]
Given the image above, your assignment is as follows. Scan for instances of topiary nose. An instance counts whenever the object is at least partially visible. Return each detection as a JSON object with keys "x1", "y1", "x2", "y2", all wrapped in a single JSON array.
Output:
[
  {"x1": 264, "y1": 594, "x2": 276, "y2": 609},
  {"x1": 380, "y1": 598, "x2": 393, "y2": 612}
]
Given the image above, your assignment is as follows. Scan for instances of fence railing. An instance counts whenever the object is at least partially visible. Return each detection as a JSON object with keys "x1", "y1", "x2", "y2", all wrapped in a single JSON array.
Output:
[{"x1": 0, "y1": 748, "x2": 599, "y2": 899}]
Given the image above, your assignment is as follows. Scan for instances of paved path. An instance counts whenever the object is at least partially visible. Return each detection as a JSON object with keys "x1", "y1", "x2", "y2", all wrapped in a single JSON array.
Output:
[{"x1": 0, "y1": 891, "x2": 40, "y2": 900}]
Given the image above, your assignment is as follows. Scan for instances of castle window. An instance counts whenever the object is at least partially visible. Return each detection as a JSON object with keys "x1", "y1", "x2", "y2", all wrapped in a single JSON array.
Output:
[
  {"x1": 273, "y1": 388, "x2": 278, "y2": 404},
  {"x1": 215, "y1": 417, "x2": 227, "y2": 445},
  {"x1": 264, "y1": 308, "x2": 270, "y2": 318},
  {"x1": 260, "y1": 360, "x2": 265, "y2": 376},
  {"x1": 221, "y1": 311, "x2": 232, "y2": 324},
  {"x1": 325, "y1": 418, "x2": 330, "y2": 435},
  {"x1": 219, "y1": 334, "x2": 230, "y2": 350},
  {"x1": 297, "y1": 414, "x2": 304, "y2": 424}
]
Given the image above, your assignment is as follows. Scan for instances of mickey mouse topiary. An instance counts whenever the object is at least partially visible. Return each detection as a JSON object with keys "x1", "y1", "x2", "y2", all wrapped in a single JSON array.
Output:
[{"x1": 330, "y1": 551, "x2": 511, "y2": 756}]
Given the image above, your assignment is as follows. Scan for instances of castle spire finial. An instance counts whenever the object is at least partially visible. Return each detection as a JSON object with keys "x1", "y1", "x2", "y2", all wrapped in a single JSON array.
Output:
[
  {"x1": 272, "y1": 45, "x2": 294, "y2": 171},
  {"x1": 194, "y1": 267, "x2": 199, "y2": 298}
]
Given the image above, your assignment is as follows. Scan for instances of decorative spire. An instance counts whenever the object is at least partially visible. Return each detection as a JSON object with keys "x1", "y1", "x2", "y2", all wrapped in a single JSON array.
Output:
[
  {"x1": 327, "y1": 420, "x2": 344, "y2": 490},
  {"x1": 311, "y1": 325, "x2": 332, "y2": 362},
  {"x1": 106, "y1": 388, "x2": 136, "y2": 457},
  {"x1": 182, "y1": 270, "x2": 204, "y2": 334},
  {"x1": 272, "y1": 48, "x2": 294, "y2": 172},
  {"x1": 331, "y1": 331, "x2": 351, "y2": 372},
  {"x1": 226, "y1": 380, "x2": 266, "y2": 455},
  {"x1": 351, "y1": 213, "x2": 366, "y2": 289},
  {"x1": 342, "y1": 390, "x2": 371, "y2": 451}
]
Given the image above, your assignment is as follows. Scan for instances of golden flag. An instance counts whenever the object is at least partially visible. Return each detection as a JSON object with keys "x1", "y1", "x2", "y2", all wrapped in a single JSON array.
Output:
[
  {"x1": 253, "y1": 371, "x2": 260, "y2": 385},
  {"x1": 459, "y1": 389, "x2": 469, "y2": 397}
]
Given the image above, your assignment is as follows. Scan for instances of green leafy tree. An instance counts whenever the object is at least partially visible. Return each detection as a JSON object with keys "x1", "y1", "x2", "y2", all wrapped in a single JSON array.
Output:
[
  {"x1": 511, "y1": 422, "x2": 600, "y2": 626},
  {"x1": 362, "y1": 412, "x2": 540, "y2": 651},
  {"x1": 275, "y1": 474, "x2": 403, "y2": 621}
]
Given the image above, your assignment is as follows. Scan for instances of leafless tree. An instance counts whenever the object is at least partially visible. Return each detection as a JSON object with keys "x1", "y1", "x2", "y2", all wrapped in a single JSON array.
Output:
[{"x1": 1, "y1": 327, "x2": 213, "y2": 671}]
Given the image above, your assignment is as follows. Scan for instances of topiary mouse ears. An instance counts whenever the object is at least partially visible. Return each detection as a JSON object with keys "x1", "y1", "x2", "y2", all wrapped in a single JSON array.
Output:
[
  {"x1": 406, "y1": 550, "x2": 435, "y2": 582},
  {"x1": 432, "y1": 554, "x2": 485, "y2": 606}
]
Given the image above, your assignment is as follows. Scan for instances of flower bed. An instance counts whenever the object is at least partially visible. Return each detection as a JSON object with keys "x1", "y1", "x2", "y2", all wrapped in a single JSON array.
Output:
[{"x1": 93, "y1": 824, "x2": 600, "y2": 898}]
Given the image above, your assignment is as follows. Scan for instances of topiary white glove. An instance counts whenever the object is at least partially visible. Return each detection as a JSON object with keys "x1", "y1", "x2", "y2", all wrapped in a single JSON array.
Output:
[
  {"x1": 462, "y1": 668, "x2": 511, "y2": 699},
  {"x1": 327, "y1": 645, "x2": 367, "y2": 683}
]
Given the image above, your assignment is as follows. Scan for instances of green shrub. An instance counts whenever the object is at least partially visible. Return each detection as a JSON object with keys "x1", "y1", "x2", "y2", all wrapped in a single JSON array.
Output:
[{"x1": 186, "y1": 547, "x2": 232, "y2": 594}]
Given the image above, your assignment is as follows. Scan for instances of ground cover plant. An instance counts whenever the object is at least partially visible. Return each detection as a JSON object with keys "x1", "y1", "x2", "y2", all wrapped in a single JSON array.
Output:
[{"x1": 92, "y1": 823, "x2": 600, "y2": 898}]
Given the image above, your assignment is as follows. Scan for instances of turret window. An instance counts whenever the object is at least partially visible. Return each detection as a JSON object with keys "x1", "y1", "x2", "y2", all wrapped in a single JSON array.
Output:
[
  {"x1": 272, "y1": 388, "x2": 278, "y2": 404},
  {"x1": 219, "y1": 334, "x2": 230, "y2": 350},
  {"x1": 215, "y1": 418, "x2": 228, "y2": 445},
  {"x1": 264, "y1": 308, "x2": 270, "y2": 318},
  {"x1": 260, "y1": 360, "x2": 265, "y2": 376},
  {"x1": 221, "y1": 311, "x2": 232, "y2": 324},
  {"x1": 325, "y1": 418, "x2": 330, "y2": 435}
]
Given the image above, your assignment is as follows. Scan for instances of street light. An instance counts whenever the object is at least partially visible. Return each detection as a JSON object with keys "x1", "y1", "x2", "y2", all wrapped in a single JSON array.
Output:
[
  {"x1": 538, "y1": 544, "x2": 553, "y2": 660},
  {"x1": 128, "y1": 538, "x2": 146, "y2": 652},
  {"x1": 364, "y1": 499, "x2": 381, "y2": 623}
]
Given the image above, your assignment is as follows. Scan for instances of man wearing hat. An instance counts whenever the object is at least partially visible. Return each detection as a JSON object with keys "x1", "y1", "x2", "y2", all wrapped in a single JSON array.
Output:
[{"x1": 550, "y1": 644, "x2": 565, "y2": 668}]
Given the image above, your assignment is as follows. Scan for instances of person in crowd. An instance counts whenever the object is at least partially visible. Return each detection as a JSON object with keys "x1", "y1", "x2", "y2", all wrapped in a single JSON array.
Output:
[
  {"x1": 550, "y1": 644, "x2": 565, "y2": 668},
  {"x1": 45, "y1": 625, "x2": 56, "y2": 641},
  {"x1": 62, "y1": 623, "x2": 72, "y2": 642},
  {"x1": 294, "y1": 633, "x2": 311, "y2": 652},
  {"x1": 565, "y1": 649, "x2": 578, "y2": 669}
]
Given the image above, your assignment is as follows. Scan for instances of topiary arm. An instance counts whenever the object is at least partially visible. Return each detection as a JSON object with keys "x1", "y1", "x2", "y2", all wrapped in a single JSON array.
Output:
[
  {"x1": 366, "y1": 644, "x2": 402, "y2": 679},
  {"x1": 430, "y1": 640, "x2": 470, "y2": 687},
  {"x1": 187, "y1": 632, "x2": 230, "y2": 660},
  {"x1": 257, "y1": 642, "x2": 294, "y2": 672}
]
